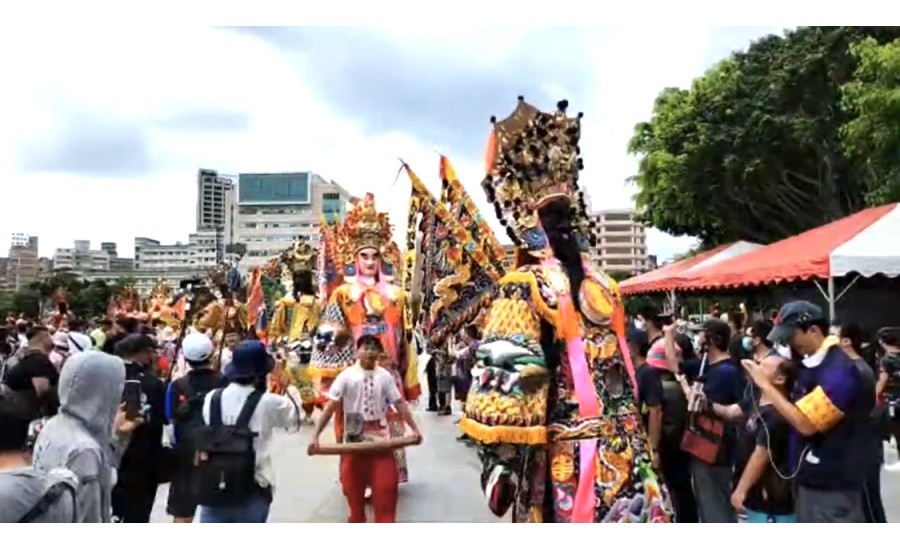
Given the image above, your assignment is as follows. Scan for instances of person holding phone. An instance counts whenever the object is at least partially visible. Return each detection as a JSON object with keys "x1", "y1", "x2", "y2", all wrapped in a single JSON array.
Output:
[
  {"x1": 111, "y1": 334, "x2": 168, "y2": 523},
  {"x1": 32, "y1": 351, "x2": 144, "y2": 522},
  {"x1": 744, "y1": 301, "x2": 868, "y2": 522}
]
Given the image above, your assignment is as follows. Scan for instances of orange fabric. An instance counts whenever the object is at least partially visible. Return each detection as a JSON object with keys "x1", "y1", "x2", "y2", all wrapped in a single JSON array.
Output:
[
  {"x1": 484, "y1": 130, "x2": 497, "y2": 174},
  {"x1": 796, "y1": 386, "x2": 845, "y2": 432},
  {"x1": 618, "y1": 243, "x2": 731, "y2": 295},
  {"x1": 677, "y1": 204, "x2": 896, "y2": 290}
]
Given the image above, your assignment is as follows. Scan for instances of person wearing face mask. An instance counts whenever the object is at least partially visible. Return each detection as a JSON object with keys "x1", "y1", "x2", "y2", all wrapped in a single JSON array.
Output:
[
  {"x1": 688, "y1": 319, "x2": 743, "y2": 523},
  {"x1": 744, "y1": 301, "x2": 868, "y2": 522},
  {"x1": 111, "y1": 334, "x2": 169, "y2": 522}
]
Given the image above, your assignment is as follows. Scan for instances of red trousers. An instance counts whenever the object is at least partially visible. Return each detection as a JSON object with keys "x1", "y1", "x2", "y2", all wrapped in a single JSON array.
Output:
[{"x1": 339, "y1": 452, "x2": 399, "y2": 522}]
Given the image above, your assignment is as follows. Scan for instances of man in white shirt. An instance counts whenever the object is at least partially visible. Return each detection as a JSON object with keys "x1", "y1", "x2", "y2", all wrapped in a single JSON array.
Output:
[
  {"x1": 198, "y1": 340, "x2": 302, "y2": 523},
  {"x1": 309, "y1": 334, "x2": 422, "y2": 523}
]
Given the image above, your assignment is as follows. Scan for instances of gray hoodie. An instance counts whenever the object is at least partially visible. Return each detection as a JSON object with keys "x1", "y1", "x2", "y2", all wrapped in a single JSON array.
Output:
[
  {"x1": 31, "y1": 351, "x2": 128, "y2": 523},
  {"x1": 0, "y1": 467, "x2": 78, "y2": 522}
]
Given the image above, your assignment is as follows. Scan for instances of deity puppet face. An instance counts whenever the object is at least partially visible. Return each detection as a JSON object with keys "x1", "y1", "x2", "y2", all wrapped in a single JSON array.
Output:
[
  {"x1": 538, "y1": 199, "x2": 580, "y2": 264},
  {"x1": 356, "y1": 247, "x2": 381, "y2": 278}
]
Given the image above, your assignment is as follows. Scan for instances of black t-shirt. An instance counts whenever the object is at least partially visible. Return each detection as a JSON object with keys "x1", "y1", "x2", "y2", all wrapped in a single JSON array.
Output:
[
  {"x1": 3, "y1": 350, "x2": 59, "y2": 419},
  {"x1": 735, "y1": 403, "x2": 793, "y2": 515},
  {"x1": 699, "y1": 357, "x2": 743, "y2": 465},
  {"x1": 119, "y1": 362, "x2": 168, "y2": 474},
  {"x1": 636, "y1": 363, "x2": 664, "y2": 428}
]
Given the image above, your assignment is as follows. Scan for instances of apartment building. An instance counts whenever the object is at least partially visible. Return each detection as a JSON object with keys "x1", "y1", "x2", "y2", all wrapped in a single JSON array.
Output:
[
  {"x1": 230, "y1": 172, "x2": 351, "y2": 270},
  {"x1": 2, "y1": 234, "x2": 41, "y2": 292},
  {"x1": 590, "y1": 208, "x2": 650, "y2": 276},
  {"x1": 52, "y1": 240, "x2": 112, "y2": 272},
  {"x1": 134, "y1": 229, "x2": 224, "y2": 271}
]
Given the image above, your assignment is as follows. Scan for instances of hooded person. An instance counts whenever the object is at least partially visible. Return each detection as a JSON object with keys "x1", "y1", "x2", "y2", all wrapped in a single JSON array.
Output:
[
  {"x1": 0, "y1": 387, "x2": 79, "y2": 523},
  {"x1": 30, "y1": 351, "x2": 142, "y2": 522}
]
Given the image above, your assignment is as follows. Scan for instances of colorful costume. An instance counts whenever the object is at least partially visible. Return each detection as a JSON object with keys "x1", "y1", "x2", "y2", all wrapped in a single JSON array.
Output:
[
  {"x1": 460, "y1": 97, "x2": 672, "y2": 523},
  {"x1": 269, "y1": 242, "x2": 322, "y2": 411},
  {"x1": 310, "y1": 193, "x2": 415, "y2": 482},
  {"x1": 145, "y1": 279, "x2": 181, "y2": 328}
]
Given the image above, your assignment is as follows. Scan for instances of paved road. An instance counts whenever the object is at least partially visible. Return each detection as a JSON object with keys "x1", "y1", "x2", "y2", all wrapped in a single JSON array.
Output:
[
  {"x1": 150, "y1": 404, "x2": 900, "y2": 522},
  {"x1": 150, "y1": 404, "x2": 505, "y2": 522}
]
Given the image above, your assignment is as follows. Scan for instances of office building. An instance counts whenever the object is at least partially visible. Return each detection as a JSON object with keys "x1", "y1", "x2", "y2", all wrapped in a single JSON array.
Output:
[
  {"x1": 590, "y1": 208, "x2": 650, "y2": 275},
  {"x1": 231, "y1": 172, "x2": 351, "y2": 270}
]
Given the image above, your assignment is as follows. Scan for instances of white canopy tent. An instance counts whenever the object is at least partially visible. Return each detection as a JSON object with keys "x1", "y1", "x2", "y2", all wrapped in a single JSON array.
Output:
[{"x1": 830, "y1": 203, "x2": 900, "y2": 278}]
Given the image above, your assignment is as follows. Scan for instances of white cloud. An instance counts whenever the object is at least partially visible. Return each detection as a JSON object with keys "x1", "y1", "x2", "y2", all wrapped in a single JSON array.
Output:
[{"x1": 0, "y1": 26, "x2": 784, "y2": 262}]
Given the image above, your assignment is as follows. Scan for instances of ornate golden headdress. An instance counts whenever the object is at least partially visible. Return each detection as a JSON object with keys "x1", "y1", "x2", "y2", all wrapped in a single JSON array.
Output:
[
  {"x1": 279, "y1": 241, "x2": 316, "y2": 273},
  {"x1": 482, "y1": 96, "x2": 595, "y2": 258},
  {"x1": 150, "y1": 279, "x2": 172, "y2": 300},
  {"x1": 338, "y1": 193, "x2": 392, "y2": 269}
]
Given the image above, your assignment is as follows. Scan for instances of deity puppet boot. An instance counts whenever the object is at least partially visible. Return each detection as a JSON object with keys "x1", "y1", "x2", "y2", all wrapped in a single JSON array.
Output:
[{"x1": 460, "y1": 96, "x2": 673, "y2": 523}]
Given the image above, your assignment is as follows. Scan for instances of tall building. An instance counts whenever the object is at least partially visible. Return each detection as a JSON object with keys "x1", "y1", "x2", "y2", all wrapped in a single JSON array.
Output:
[
  {"x1": 3, "y1": 234, "x2": 40, "y2": 292},
  {"x1": 590, "y1": 208, "x2": 650, "y2": 275},
  {"x1": 232, "y1": 172, "x2": 351, "y2": 270},
  {"x1": 196, "y1": 169, "x2": 236, "y2": 231}
]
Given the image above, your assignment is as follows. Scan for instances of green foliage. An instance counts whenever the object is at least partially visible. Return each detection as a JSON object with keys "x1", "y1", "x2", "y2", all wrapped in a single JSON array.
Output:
[
  {"x1": 630, "y1": 26, "x2": 900, "y2": 247},
  {"x1": 840, "y1": 37, "x2": 900, "y2": 205}
]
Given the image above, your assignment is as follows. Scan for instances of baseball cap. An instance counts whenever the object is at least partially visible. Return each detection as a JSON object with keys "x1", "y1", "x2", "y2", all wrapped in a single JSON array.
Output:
[
  {"x1": 223, "y1": 340, "x2": 274, "y2": 380},
  {"x1": 768, "y1": 301, "x2": 825, "y2": 345},
  {"x1": 114, "y1": 334, "x2": 158, "y2": 357},
  {"x1": 183, "y1": 333, "x2": 214, "y2": 363}
]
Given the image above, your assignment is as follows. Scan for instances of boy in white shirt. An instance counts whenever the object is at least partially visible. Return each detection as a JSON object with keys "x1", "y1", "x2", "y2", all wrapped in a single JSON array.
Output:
[{"x1": 309, "y1": 335, "x2": 421, "y2": 523}]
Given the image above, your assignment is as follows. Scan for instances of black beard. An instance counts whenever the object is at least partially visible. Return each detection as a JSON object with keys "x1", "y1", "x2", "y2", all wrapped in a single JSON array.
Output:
[{"x1": 538, "y1": 200, "x2": 584, "y2": 305}]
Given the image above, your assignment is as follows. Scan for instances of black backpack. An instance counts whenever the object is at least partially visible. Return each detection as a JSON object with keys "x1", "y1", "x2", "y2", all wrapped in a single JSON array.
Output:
[
  {"x1": 18, "y1": 481, "x2": 76, "y2": 523},
  {"x1": 172, "y1": 375, "x2": 221, "y2": 452},
  {"x1": 194, "y1": 388, "x2": 264, "y2": 507},
  {"x1": 660, "y1": 371, "x2": 689, "y2": 444}
]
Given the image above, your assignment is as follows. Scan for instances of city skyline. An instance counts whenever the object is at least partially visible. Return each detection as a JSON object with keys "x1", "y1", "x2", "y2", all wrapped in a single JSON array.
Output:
[{"x1": 0, "y1": 26, "x2": 789, "y2": 260}]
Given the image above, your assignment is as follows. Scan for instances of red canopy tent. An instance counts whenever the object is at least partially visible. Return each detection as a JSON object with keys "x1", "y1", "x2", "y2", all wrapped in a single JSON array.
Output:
[
  {"x1": 620, "y1": 241, "x2": 760, "y2": 295},
  {"x1": 670, "y1": 204, "x2": 898, "y2": 318}
]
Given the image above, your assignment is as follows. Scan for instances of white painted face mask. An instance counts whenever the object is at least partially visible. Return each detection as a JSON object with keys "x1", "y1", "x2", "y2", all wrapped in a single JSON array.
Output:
[{"x1": 775, "y1": 345, "x2": 792, "y2": 359}]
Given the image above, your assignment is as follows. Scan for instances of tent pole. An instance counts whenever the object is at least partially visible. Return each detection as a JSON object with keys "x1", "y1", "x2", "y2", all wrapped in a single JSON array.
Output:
[{"x1": 828, "y1": 277, "x2": 836, "y2": 321}]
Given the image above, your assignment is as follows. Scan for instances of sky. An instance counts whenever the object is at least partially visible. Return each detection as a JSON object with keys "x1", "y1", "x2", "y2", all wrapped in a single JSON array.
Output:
[{"x1": 0, "y1": 26, "x2": 787, "y2": 261}]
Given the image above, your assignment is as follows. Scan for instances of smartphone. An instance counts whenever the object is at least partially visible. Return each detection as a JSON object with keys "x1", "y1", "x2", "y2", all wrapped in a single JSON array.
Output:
[{"x1": 123, "y1": 380, "x2": 142, "y2": 421}]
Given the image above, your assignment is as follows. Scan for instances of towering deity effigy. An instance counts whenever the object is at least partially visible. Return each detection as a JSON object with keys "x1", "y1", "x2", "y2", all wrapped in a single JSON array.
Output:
[
  {"x1": 309, "y1": 193, "x2": 417, "y2": 482},
  {"x1": 460, "y1": 97, "x2": 673, "y2": 523},
  {"x1": 269, "y1": 241, "x2": 322, "y2": 412}
]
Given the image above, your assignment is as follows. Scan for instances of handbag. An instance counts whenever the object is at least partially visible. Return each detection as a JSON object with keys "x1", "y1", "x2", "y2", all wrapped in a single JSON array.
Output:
[
  {"x1": 680, "y1": 412, "x2": 724, "y2": 464},
  {"x1": 679, "y1": 352, "x2": 724, "y2": 464}
]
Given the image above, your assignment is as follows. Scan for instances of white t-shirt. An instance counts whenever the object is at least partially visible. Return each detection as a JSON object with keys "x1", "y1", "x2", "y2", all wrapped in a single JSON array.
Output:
[
  {"x1": 327, "y1": 364, "x2": 402, "y2": 423},
  {"x1": 202, "y1": 383, "x2": 301, "y2": 489}
]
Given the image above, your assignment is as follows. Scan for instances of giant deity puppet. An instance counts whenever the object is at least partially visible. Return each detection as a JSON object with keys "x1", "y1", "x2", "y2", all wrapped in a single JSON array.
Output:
[
  {"x1": 309, "y1": 193, "x2": 416, "y2": 483},
  {"x1": 460, "y1": 97, "x2": 673, "y2": 523},
  {"x1": 195, "y1": 264, "x2": 248, "y2": 364},
  {"x1": 269, "y1": 241, "x2": 322, "y2": 413}
]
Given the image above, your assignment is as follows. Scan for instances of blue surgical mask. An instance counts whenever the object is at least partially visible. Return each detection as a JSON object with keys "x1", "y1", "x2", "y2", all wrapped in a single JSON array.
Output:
[{"x1": 741, "y1": 336, "x2": 753, "y2": 352}]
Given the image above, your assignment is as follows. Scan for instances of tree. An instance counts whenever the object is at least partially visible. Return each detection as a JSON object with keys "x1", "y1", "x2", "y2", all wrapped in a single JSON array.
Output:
[
  {"x1": 840, "y1": 37, "x2": 900, "y2": 205},
  {"x1": 630, "y1": 27, "x2": 900, "y2": 247}
]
